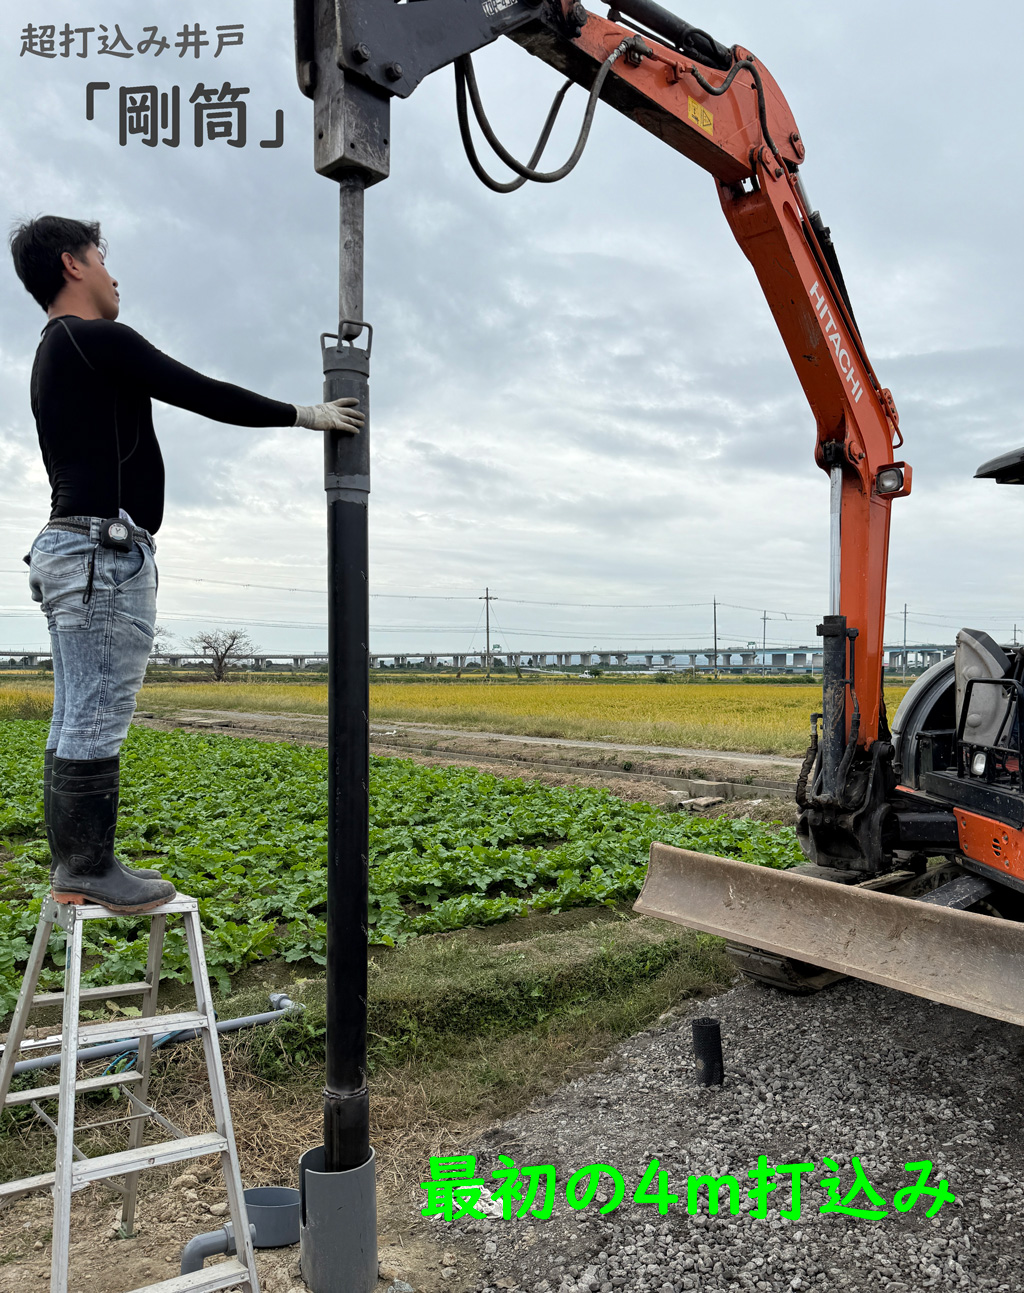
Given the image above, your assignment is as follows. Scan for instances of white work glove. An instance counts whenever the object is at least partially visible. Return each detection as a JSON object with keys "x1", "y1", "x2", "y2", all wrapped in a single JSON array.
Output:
[{"x1": 292, "y1": 397, "x2": 365, "y2": 433}]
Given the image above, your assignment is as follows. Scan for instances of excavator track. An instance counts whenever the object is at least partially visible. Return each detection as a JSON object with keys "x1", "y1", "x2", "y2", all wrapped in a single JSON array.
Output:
[{"x1": 724, "y1": 942, "x2": 845, "y2": 994}]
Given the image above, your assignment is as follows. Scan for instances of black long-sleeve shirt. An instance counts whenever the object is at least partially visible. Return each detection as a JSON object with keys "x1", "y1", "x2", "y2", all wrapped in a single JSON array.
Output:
[{"x1": 30, "y1": 315, "x2": 296, "y2": 534}]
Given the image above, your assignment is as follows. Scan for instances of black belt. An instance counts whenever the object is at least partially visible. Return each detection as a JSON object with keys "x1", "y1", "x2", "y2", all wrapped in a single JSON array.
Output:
[{"x1": 45, "y1": 518, "x2": 153, "y2": 549}]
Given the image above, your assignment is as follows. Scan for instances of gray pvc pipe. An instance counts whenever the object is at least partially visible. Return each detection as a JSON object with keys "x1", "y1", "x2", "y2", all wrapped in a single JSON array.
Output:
[
  {"x1": 6, "y1": 994, "x2": 301, "y2": 1076},
  {"x1": 181, "y1": 1220, "x2": 257, "y2": 1275}
]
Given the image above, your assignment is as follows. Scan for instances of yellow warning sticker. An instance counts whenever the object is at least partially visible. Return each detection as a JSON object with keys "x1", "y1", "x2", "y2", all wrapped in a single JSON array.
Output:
[{"x1": 687, "y1": 96, "x2": 714, "y2": 136}]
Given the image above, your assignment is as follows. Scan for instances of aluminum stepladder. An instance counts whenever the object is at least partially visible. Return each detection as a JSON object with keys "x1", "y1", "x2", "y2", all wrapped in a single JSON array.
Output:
[{"x1": 0, "y1": 893, "x2": 260, "y2": 1293}]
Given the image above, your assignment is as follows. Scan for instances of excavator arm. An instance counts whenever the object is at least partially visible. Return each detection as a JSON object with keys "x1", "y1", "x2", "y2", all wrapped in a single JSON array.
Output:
[{"x1": 519, "y1": 6, "x2": 919, "y2": 871}]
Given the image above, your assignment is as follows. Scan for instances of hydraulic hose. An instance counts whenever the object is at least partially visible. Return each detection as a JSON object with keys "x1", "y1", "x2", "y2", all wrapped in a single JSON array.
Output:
[
  {"x1": 685, "y1": 58, "x2": 781, "y2": 164},
  {"x1": 455, "y1": 39, "x2": 631, "y2": 189},
  {"x1": 602, "y1": 0, "x2": 732, "y2": 69},
  {"x1": 837, "y1": 689, "x2": 862, "y2": 810},
  {"x1": 795, "y1": 715, "x2": 820, "y2": 810},
  {"x1": 456, "y1": 71, "x2": 574, "y2": 194}
]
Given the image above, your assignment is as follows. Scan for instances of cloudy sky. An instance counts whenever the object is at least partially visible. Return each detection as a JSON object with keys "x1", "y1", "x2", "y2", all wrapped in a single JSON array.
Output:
[{"x1": 2, "y1": 0, "x2": 1024, "y2": 658}]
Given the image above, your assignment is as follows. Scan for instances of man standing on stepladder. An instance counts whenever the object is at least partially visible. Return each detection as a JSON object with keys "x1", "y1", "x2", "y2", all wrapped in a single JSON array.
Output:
[{"x1": 9, "y1": 215, "x2": 363, "y2": 915}]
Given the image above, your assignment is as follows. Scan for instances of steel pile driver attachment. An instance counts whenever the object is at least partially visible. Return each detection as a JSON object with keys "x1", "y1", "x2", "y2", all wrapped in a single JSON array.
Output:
[{"x1": 294, "y1": 0, "x2": 1024, "y2": 1019}]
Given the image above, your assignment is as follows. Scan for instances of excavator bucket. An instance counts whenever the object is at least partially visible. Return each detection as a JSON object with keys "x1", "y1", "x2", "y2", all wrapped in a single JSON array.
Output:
[{"x1": 635, "y1": 844, "x2": 1024, "y2": 1026}]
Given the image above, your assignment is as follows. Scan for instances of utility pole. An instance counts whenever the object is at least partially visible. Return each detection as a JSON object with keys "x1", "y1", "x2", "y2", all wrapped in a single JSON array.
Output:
[
  {"x1": 899, "y1": 605, "x2": 910, "y2": 687},
  {"x1": 762, "y1": 609, "x2": 768, "y2": 676},
  {"x1": 713, "y1": 597, "x2": 718, "y2": 678},
  {"x1": 480, "y1": 587, "x2": 493, "y2": 679},
  {"x1": 1015, "y1": 624, "x2": 1019, "y2": 647}
]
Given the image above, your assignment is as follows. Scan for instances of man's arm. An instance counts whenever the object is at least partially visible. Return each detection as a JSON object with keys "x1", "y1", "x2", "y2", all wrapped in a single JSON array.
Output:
[{"x1": 65, "y1": 318, "x2": 296, "y2": 426}]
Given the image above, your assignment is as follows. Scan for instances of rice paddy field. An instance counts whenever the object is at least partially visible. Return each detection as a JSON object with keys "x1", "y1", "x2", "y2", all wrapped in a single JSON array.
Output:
[
  {"x1": 0, "y1": 676, "x2": 911, "y2": 757},
  {"x1": 368, "y1": 680, "x2": 911, "y2": 756}
]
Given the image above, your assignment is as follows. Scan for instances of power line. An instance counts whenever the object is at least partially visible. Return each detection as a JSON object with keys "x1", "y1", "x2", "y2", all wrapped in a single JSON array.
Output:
[
  {"x1": 3, "y1": 562, "x2": 1024, "y2": 628},
  {"x1": 0, "y1": 574, "x2": 832, "y2": 615}
]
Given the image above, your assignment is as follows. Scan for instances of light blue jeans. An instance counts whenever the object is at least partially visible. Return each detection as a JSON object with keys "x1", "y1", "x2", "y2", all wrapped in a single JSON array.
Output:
[{"x1": 27, "y1": 518, "x2": 158, "y2": 759}]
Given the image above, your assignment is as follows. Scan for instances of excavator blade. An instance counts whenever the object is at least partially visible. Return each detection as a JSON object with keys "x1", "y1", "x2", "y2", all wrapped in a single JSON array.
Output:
[{"x1": 635, "y1": 843, "x2": 1024, "y2": 1026}]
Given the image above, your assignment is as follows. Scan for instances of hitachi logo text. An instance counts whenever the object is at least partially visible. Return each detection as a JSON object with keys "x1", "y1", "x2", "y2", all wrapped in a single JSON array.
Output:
[{"x1": 809, "y1": 280, "x2": 863, "y2": 403}]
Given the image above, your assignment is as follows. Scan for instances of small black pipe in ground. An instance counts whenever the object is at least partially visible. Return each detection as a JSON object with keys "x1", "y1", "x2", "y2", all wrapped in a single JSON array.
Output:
[{"x1": 692, "y1": 1016, "x2": 724, "y2": 1086}]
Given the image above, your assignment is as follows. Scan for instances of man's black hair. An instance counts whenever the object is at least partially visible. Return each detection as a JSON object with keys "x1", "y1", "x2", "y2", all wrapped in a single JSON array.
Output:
[{"x1": 8, "y1": 215, "x2": 105, "y2": 312}]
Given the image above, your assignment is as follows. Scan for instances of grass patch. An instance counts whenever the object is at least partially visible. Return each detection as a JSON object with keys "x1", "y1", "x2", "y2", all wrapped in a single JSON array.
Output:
[
  {"x1": 0, "y1": 688, "x2": 52, "y2": 721},
  {"x1": 368, "y1": 682, "x2": 911, "y2": 757},
  {"x1": 243, "y1": 909, "x2": 729, "y2": 1075},
  {"x1": 141, "y1": 681, "x2": 329, "y2": 716}
]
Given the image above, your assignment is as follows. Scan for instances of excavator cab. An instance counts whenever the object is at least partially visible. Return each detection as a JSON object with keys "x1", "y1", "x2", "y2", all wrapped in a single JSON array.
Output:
[{"x1": 975, "y1": 446, "x2": 1024, "y2": 485}]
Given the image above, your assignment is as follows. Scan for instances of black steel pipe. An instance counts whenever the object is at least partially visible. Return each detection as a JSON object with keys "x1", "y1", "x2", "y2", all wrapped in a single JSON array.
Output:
[
  {"x1": 603, "y1": 0, "x2": 732, "y2": 68},
  {"x1": 322, "y1": 174, "x2": 372, "y2": 1173},
  {"x1": 691, "y1": 1016, "x2": 724, "y2": 1086}
]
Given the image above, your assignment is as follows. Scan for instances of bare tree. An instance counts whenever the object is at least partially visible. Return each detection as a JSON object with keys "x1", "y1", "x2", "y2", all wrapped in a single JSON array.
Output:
[
  {"x1": 152, "y1": 624, "x2": 175, "y2": 653},
  {"x1": 185, "y1": 629, "x2": 257, "y2": 682}
]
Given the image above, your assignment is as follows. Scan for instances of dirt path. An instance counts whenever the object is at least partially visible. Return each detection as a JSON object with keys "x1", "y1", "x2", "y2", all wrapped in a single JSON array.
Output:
[
  {"x1": 170, "y1": 711, "x2": 803, "y2": 771},
  {"x1": 134, "y1": 712, "x2": 800, "y2": 824}
]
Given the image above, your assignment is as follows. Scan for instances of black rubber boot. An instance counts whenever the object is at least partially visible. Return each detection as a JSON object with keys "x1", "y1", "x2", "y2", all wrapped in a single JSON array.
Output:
[
  {"x1": 43, "y1": 749, "x2": 162, "y2": 881},
  {"x1": 49, "y1": 756, "x2": 175, "y2": 914}
]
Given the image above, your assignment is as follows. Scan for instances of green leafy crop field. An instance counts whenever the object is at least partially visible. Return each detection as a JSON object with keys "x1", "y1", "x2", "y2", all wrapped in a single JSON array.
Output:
[{"x1": 0, "y1": 721, "x2": 802, "y2": 1014}]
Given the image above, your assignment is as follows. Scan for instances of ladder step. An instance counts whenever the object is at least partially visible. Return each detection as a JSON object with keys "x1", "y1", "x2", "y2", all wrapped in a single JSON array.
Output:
[
  {"x1": 72, "y1": 1132, "x2": 228, "y2": 1184},
  {"x1": 61, "y1": 895, "x2": 197, "y2": 920},
  {"x1": 79, "y1": 1011, "x2": 208, "y2": 1046},
  {"x1": 5, "y1": 1070, "x2": 143, "y2": 1107},
  {"x1": 17, "y1": 1011, "x2": 208, "y2": 1052},
  {"x1": 128, "y1": 1258, "x2": 251, "y2": 1293},
  {"x1": 0, "y1": 1135, "x2": 227, "y2": 1206},
  {"x1": 0, "y1": 1169, "x2": 59, "y2": 1204},
  {"x1": 31, "y1": 981, "x2": 151, "y2": 1007}
]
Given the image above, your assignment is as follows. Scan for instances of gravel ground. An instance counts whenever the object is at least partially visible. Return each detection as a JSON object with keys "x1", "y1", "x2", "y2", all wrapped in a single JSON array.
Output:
[{"x1": 437, "y1": 978, "x2": 1024, "y2": 1293}]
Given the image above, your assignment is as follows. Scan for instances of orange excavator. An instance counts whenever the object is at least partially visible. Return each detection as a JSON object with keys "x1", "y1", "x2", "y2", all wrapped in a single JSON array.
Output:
[{"x1": 296, "y1": 0, "x2": 1024, "y2": 1023}]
